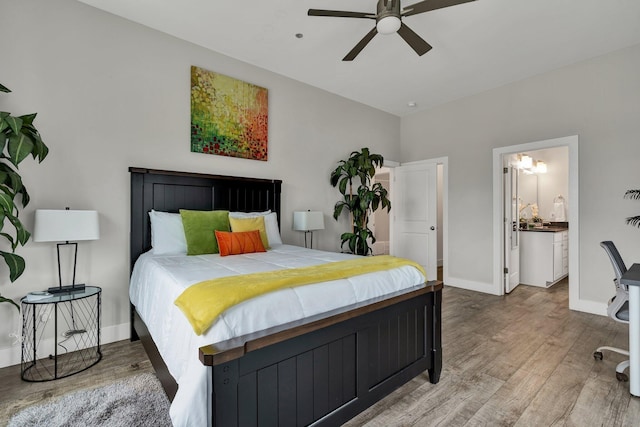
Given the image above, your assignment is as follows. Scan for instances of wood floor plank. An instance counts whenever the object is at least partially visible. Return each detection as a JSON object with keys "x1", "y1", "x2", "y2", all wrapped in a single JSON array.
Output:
[{"x1": 513, "y1": 312, "x2": 628, "y2": 427}]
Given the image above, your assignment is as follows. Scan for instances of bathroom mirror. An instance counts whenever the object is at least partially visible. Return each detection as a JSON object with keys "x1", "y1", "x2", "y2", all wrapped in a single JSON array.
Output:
[{"x1": 519, "y1": 173, "x2": 538, "y2": 217}]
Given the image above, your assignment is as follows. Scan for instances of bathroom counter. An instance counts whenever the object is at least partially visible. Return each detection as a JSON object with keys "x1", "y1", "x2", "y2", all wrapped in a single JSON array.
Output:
[
  {"x1": 520, "y1": 226, "x2": 568, "y2": 233},
  {"x1": 520, "y1": 228, "x2": 569, "y2": 287}
]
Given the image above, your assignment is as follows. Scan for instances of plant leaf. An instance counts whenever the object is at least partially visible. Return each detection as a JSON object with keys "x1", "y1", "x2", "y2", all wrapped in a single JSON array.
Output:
[
  {"x1": 19, "y1": 186, "x2": 30, "y2": 207},
  {"x1": 4, "y1": 170, "x2": 22, "y2": 194},
  {"x1": 8, "y1": 133, "x2": 34, "y2": 166},
  {"x1": 0, "y1": 192, "x2": 15, "y2": 215},
  {"x1": 0, "y1": 232, "x2": 16, "y2": 249},
  {"x1": 624, "y1": 190, "x2": 640, "y2": 200},
  {"x1": 333, "y1": 202, "x2": 345, "y2": 220},
  {"x1": 626, "y1": 216, "x2": 640, "y2": 227},
  {"x1": 0, "y1": 295, "x2": 20, "y2": 311},
  {"x1": 18, "y1": 113, "x2": 36, "y2": 126},
  {"x1": 4, "y1": 115, "x2": 22, "y2": 135},
  {"x1": 0, "y1": 251, "x2": 25, "y2": 282},
  {"x1": 8, "y1": 215, "x2": 30, "y2": 246},
  {"x1": 0, "y1": 84, "x2": 10, "y2": 93},
  {"x1": 338, "y1": 176, "x2": 349, "y2": 195}
]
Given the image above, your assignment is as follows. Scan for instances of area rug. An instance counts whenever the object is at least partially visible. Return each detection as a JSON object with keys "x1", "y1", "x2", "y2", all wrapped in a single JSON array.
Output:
[{"x1": 8, "y1": 373, "x2": 171, "y2": 427}]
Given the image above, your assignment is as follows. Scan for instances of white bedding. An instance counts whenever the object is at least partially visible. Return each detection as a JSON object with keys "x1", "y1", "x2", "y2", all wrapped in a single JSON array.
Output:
[{"x1": 129, "y1": 244, "x2": 426, "y2": 427}]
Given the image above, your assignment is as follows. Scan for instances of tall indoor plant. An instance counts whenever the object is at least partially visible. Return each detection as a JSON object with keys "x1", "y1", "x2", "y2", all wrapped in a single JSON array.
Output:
[
  {"x1": 625, "y1": 189, "x2": 640, "y2": 227},
  {"x1": 330, "y1": 147, "x2": 391, "y2": 256},
  {"x1": 0, "y1": 83, "x2": 49, "y2": 310}
]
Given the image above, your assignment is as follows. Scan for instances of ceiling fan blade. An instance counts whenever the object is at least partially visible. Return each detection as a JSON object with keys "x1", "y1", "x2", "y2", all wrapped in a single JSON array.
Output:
[
  {"x1": 402, "y1": 0, "x2": 476, "y2": 17},
  {"x1": 397, "y1": 23, "x2": 432, "y2": 56},
  {"x1": 308, "y1": 9, "x2": 375, "y2": 19},
  {"x1": 343, "y1": 27, "x2": 378, "y2": 61}
]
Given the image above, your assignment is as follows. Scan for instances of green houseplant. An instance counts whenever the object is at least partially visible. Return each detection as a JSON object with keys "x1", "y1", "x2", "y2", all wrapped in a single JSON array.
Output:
[
  {"x1": 330, "y1": 147, "x2": 391, "y2": 256},
  {"x1": 0, "y1": 83, "x2": 49, "y2": 310},
  {"x1": 625, "y1": 189, "x2": 640, "y2": 227}
]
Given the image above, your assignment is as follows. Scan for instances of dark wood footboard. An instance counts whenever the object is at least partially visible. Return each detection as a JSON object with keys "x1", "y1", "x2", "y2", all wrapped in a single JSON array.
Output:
[{"x1": 200, "y1": 281, "x2": 442, "y2": 426}]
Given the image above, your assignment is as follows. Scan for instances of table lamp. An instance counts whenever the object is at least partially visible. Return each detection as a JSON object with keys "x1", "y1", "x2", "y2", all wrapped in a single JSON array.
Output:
[
  {"x1": 34, "y1": 208, "x2": 100, "y2": 293},
  {"x1": 293, "y1": 210, "x2": 324, "y2": 249}
]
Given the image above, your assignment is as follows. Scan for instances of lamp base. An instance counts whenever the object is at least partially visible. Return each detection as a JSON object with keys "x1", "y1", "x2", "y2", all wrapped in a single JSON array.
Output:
[{"x1": 47, "y1": 284, "x2": 86, "y2": 294}]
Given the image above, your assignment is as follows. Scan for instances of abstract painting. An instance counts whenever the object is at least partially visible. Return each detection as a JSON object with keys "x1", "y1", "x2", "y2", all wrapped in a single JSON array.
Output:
[{"x1": 190, "y1": 66, "x2": 268, "y2": 161}]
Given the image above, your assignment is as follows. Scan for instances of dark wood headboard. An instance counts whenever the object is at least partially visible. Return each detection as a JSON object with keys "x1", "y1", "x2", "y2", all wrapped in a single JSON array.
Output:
[{"x1": 129, "y1": 167, "x2": 282, "y2": 271}]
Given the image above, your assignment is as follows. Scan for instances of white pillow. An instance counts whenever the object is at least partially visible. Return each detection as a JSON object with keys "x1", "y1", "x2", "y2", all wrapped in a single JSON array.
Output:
[
  {"x1": 149, "y1": 210, "x2": 187, "y2": 254},
  {"x1": 229, "y1": 210, "x2": 271, "y2": 218},
  {"x1": 229, "y1": 211, "x2": 282, "y2": 245}
]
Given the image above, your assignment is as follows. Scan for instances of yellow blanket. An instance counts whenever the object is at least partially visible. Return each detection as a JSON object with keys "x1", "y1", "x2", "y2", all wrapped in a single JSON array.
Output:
[{"x1": 174, "y1": 255, "x2": 426, "y2": 335}]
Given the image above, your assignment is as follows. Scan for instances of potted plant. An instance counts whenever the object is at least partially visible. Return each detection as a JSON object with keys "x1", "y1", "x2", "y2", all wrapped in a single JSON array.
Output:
[
  {"x1": 0, "y1": 83, "x2": 49, "y2": 310},
  {"x1": 625, "y1": 189, "x2": 640, "y2": 227},
  {"x1": 330, "y1": 147, "x2": 391, "y2": 256}
]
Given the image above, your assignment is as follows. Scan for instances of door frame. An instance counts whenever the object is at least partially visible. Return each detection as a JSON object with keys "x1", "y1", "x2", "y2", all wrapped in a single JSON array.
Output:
[
  {"x1": 492, "y1": 135, "x2": 580, "y2": 309},
  {"x1": 388, "y1": 157, "x2": 448, "y2": 284}
]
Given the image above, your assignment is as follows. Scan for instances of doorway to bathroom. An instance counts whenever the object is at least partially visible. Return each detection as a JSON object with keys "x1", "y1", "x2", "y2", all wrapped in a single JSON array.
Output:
[
  {"x1": 503, "y1": 146, "x2": 569, "y2": 294},
  {"x1": 493, "y1": 135, "x2": 580, "y2": 310}
]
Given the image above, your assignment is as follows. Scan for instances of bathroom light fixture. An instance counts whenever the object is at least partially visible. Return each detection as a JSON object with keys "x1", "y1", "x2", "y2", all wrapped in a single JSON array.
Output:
[
  {"x1": 518, "y1": 154, "x2": 533, "y2": 169},
  {"x1": 516, "y1": 154, "x2": 547, "y2": 174},
  {"x1": 533, "y1": 160, "x2": 547, "y2": 174}
]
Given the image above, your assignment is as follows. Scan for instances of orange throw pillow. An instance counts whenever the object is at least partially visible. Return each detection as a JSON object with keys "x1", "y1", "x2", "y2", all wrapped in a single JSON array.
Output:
[{"x1": 214, "y1": 230, "x2": 267, "y2": 257}]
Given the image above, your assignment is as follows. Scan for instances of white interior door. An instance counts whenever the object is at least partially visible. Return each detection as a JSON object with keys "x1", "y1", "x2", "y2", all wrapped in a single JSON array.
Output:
[
  {"x1": 504, "y1": 164, "x2": 520, "y2": 293},
  {"x1": 392, "y1": 161, "x2": 437, "y2": 281}
]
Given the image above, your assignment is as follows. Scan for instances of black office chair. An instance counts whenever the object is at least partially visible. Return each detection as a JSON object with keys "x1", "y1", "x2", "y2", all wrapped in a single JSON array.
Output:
[{"x1": 593, "y1": 241, "x2": 630, "y2": 381}]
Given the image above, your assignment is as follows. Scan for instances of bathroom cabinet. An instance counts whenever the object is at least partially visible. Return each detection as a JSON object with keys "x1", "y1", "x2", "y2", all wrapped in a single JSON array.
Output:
[{"x1": 520, "y1": 229, "x2": 568, "y2": 287}]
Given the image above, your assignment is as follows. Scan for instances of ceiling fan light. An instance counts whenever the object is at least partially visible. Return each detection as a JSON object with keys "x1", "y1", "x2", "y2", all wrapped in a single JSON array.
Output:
[{"x1": 376, "y1": 16, "x2": 401, "y2": 35}]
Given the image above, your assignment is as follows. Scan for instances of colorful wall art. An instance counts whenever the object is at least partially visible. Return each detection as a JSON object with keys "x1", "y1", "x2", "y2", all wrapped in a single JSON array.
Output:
[{"x1": 191, "y1": 66, "x2": 268, "y2": 161}]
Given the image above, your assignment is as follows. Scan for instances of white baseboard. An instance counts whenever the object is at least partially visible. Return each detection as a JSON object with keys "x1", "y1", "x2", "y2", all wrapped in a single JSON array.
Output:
[
  {"x1": 571, "y1": 298, "x2": 607, "y2": 316},
  {"x1": 446, "y1": 276, "x2": 500, "y2": 295},
  {"x1": 447, "y1": 275, "x2": 608, "y2": 317},
  {"x1": 0, "y1": 322, "x2": 130, "y2": 369}
]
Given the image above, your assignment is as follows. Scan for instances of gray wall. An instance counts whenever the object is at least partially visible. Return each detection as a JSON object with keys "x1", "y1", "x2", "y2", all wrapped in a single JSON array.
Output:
[
  {"x1": 0, "y1": 0, "x2": 400, "y2": 365},
  {"x1": 401, "y1": 43, "x2": 640, "y2": 305}
]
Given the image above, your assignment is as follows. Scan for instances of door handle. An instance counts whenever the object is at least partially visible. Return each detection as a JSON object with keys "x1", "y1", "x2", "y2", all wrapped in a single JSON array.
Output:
[{"x1": 430, "y1": 226, "x2": 435, "y2": 230}]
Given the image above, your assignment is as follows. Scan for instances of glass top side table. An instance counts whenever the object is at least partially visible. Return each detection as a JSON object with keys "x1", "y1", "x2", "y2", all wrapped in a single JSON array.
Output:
[{"x1": 21, "y1": 286, "x2": 102, "y2": 381}]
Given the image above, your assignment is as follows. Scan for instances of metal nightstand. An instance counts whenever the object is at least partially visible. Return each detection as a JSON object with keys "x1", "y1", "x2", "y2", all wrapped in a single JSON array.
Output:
[{"x1": 20, "y1": 286, "x2": 102, "y2": 381}]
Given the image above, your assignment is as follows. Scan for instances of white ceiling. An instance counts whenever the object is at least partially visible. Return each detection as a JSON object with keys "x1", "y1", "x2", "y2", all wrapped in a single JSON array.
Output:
[{"x1": 77, "y1": 0, "x2": 640, "y2": 117}]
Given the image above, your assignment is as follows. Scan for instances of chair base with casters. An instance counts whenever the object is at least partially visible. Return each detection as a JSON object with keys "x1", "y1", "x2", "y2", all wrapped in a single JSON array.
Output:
[
  {"x1": 595, "y1": 241, "x2": 631, "y2": 383},
  {"x1": 593, "y1": 347, "x2": 630, "y2": 382}
]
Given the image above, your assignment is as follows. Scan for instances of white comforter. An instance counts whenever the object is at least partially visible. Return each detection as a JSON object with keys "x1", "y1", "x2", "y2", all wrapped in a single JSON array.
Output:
[{"x1": 129, "y1": 244, "x2": 426, "y2": 427}]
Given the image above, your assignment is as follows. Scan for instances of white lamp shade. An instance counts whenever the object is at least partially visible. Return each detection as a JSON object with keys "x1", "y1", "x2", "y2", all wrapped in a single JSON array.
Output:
[
  {"x1": 34, "y1": 209, "x2": 100, "y2": 242},
  {"x1": 293, "y1": 211, "x2": 325, "y2": 232}
]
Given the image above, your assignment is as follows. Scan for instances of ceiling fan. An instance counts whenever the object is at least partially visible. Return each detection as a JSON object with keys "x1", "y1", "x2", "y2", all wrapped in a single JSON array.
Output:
[{"x1": 308, "y1": 0, "x2": 476, "y2": 61}]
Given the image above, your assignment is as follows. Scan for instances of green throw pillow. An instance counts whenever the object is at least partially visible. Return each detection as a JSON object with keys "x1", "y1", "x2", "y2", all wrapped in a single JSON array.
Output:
[{"x1": 180, "y1": 210, "x2": 230, "y2": 255}]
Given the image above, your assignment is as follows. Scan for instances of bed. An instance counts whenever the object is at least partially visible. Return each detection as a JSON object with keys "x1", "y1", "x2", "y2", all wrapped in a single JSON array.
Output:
[{"x1": 129, "y1": 167, "x2": 442, "y2": 426}]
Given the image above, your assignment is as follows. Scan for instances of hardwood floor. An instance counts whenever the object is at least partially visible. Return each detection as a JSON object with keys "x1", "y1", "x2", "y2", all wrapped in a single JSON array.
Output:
[
  {"x1": 346, "y1": 279, "x2": 640, "y2": 426},
  {"x1": 1, "y1": 279, "x2": 638, "y2": 426}
]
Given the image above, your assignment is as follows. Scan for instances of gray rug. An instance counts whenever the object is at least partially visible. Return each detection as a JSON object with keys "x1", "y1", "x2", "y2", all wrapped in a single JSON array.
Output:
[{"x1": 8, "y1": 373, "x2": 172, "y2": 427}]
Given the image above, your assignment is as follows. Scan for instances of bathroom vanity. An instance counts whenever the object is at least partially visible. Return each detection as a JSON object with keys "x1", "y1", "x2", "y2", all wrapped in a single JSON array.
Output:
[{"x1": 519, "y1": 226, "x2": 568, "y2": 287}]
